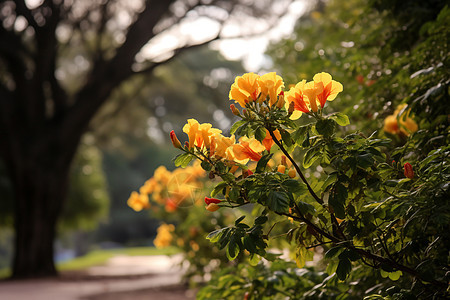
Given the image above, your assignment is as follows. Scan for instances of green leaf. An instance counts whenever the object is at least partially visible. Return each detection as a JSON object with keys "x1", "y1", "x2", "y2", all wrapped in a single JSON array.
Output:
[
  {"x1": 336, "y1": 257, "x2": 352, "y2": 280},
  {"x1": 280, "y1": 130, "x2": 292, "y2": 147},
  {"x1": 295, "y1": 246, "x2": 307, "y2": 268},
  {"x1": 255, "y1": 126, "x2": 267, "y2": 142},
  {"x1": 243, "y1": 236, "x2": 257, "y2": 253},
  {"x1": 229, "y1": 187, "x2": 240, "y2": 202},
  {"x1": 267, "y1": 191, "x2": 290, "y2": 213},
  {"x1": 235, "y1": 215, "x2": 245, "y2": 225},
  {"x1": 230, "y1": 120, "x2": 247, "y2": 134},
  {"x1": 283, "y1": 179, "x2": 305, "y2": 194},
  {"x1": 316, "y1": 119, "x2": 336, "y2": 137},
  {"x1": 207, "y1": 228, "x2": 226, "y2": 243},
  {"x1": 292, "y1": 125, "x2": 308, "y2": 146},
  {"x1": 248, "y1": 254, "x2": 260, "y2": 266},
  {"x1": 303, "y1": 146, "x2": 320, "y2": 168},
  {"x1": 325, "y1": 246, "x2": 343, "y2": 259},
  {"x1": 173, "y1": 153, "x2": 194, "y2": 168},
  {"x1": 296, "y1": 201, "x2": 316, "y2": 215},
  {"x1": 201, "y1": 160, "x2": 212, "y2": 171},
  {"x1": 331, "y1": 112, "x2": 350, "y2": 126},
  {"x1": 256, "y1": 153, "x2": 273, "y2": 173},
  {"x1": 211, "y1": 181, "x2": 228, "y2": 197},
  {"x1": 329, "y1": 182, "x2": 347, "y2": 218},
  {"x1": 227, "y1": 236, "x2": 240, "y2": 261},
  {"x1": 254, "y1": 215, "x2": 268, "y2": 225},
  {"x1": 388, "y1": 270, "x2": 403, "y2": 281},
  {"x1": 322, "y1": 173, "x2": 338, "y2": 191}
]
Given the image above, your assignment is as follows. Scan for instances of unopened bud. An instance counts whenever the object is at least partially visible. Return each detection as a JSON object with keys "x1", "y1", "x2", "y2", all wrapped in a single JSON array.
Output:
[
  {"x1": 206, "y1": 203, "x2": 220, "y2": 212},
  {"x1": 170, "y1": 130, "x2": 182, "y2": 149},
  {"x1": 277, "y1": 165, "x2": 286, "y2": 173},
  {"x1": 205, "y1": 197, "x2": 222, "y2": 205},
  {"x1": 230, "y1": 104, "x2": 241, "y2": 116},
  {"x1": 281, "y1": 155, "x2": 287, "y2": 167},
  {"x1": 243, "y1": 169, "x2": 253, "y2": 178},
  {"x1": 276, "y1": 91, "x2": 285, "y2": 109},
  {"x1": 288, "y1": 101, "x2": 295, "y2": 115},
  {"x1": 288, "y1": 169, "x2": 296, "y2": 178},
  {"x1": 404, "y1": 162, "x2": 414, "y2": 179}
]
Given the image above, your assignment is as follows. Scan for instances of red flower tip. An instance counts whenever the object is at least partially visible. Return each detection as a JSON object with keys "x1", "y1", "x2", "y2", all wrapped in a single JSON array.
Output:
[{"x1": 205, "y1": 197, "x2": 222, "y2": 205}]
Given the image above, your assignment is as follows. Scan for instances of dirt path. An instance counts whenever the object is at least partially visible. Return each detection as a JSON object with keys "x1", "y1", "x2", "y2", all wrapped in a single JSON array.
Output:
[{"x1": 0, "y1": 255, "x2": 195, "y2": 300}]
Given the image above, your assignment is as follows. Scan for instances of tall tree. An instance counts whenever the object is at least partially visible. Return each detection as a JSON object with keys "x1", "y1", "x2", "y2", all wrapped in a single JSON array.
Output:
[{"x1": 0, "y1": 0, "x2": 291, "y2": 278}]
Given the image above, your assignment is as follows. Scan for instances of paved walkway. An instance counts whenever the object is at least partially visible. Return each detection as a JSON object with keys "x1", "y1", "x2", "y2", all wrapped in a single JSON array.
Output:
[{"x1": 0, "y1": 255, "x2": 187, "y2": 300}]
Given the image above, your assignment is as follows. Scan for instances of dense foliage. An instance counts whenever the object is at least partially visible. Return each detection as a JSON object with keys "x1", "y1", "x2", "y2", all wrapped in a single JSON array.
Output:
[{"x1": 131, "y1": 0, "x2": 449, "y2": 298}]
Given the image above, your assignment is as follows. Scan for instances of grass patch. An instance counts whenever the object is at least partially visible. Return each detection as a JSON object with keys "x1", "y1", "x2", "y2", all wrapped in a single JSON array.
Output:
[{"x1": 57, "y1": 246, "x2": 180, "y2": 271}]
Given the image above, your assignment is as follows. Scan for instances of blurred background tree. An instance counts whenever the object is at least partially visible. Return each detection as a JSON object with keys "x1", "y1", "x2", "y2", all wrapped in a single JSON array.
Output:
[{"x1": 0, "y1": 0, "x2": 293, "y2": 278}]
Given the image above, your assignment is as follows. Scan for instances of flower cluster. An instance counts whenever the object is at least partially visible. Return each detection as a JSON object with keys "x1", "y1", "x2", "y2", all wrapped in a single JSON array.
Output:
[
  {"x1": 172, "y1": 119, "x2": 277, "y2": 165},
  {"x1": 153, "y1": 223, "x2": 175, "y2": 248},
  {"x1": 383, "y1": 104, "x2": 418, "y2": 136},
  {"x1": 228, "y1": 71, "x2": 343, "y2": 120},
  {"x1": 127, "y1": 164, "x2": 206, "y2": 212}
]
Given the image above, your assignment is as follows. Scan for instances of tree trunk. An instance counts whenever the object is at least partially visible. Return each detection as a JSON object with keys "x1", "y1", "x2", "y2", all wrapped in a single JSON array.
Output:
[{"x1": 8, "y1": 133, "x2": 75, "y2": 278}]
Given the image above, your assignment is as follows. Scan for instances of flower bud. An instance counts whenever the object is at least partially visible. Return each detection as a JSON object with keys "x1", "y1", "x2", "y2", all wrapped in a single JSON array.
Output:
[
  {"x1": 281, "y1": 155, "x2": 288, "y2": 167},
  {"x1": 230, "y1": 104, "x2": 241, "y2": 116},
  {"x1": 206, "y1": 203, "x2": 220, "y2": 212},
  {"x1": 170, "y1": 130, "x2": 182, "y2": 149},
  {"x1": 288, "y1": 101, "x2": 295, "y2": 115},
  {"x1": 404, "y1": 162, "x2": 414, "y2": 179},
  {"x1": 205, "y1": 197, "x2": 222, "y2": 205},
  {"x1": 277, "y1": 164, "x2": 286, "y2": 173},
  {"x1": 288, "y1": 169, "x2": 296, "y2": 178},
  {"x1": 276, "y1": 91, "x2": 285, "y2": 109},
  {"x1": 243, "y1": 169, "x2": 253, "y2": 178}
]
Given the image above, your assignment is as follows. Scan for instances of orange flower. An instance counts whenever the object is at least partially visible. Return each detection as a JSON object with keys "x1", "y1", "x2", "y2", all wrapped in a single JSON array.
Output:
[
  {"x1": 154, "y1": 224, "x2": 175, "y2": 248},
  {"x1": 383, "y1": 104, "x2": 418, "y2": 136},
  {"x1": 127, "y1": 191, "x2": 150, "y2": 212},
  {"x1": 285, "y1": 80, "x2": 309, "y2": 119},
  {"x1": 232, "y1": 137, "x2": 266, "y2": 163},
  {"x1": 165, "y1": 198, "x2": 178, "y2": 212},
  {"x1": 229, "y1": 73, "x2": 260, "y2": 107},
  {"x1": 182, "y1": 119, "x2": 221, "y2": 150},
  {"x1": 210, "y1": 133, "x2": 236, "y2": 160},
  {"x1": 313, "y1": 72, "x2": 343, "y2": 108},
  {"x1": 302, "y1": 80, "x2": 323, "y2": 113},
  {"x1": 259, "y1": 72, "x2": 285, "y2": 106},
  {"x1": 262, "y1": 129, "x2": 281, "y2": 152}
]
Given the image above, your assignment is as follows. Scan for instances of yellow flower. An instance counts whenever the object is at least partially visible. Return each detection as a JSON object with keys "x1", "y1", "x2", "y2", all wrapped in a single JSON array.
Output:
[
  {"x1": 182, "y1": 119, "x2": 221, "y2": 150},
  {"x1": 127, "y1": 191, "x2": 150, "y2": 211},
  {"x1": 383, "y1": 104, "x2": 418, "y2": 136},
  {"x1": 262, "y1": 129, "x2": 281, "y2": 152},
  {"x1": 182, "y1": 119, "x2": 201, "y2": 149},
  {"x1": 285, "y1": 80, "x2": 309, "y2": 119},
  {"x1": 313, "y1": 72, "x2": 343, "y2": 108},
  {"x1": 259, "y1": 72, "x2": 285, "y2": 106},
  {"x1": 154, "y1": 224, "x2": 175, "y2": 248},
  {"x1": 210, "y1": 133, "x2": 236, "y2": 160},
  {"x1": 229, "y1": 72, "x2": 260, "y2": 107},
  {"x1": 232, "y1": 137, "x2": 266, "y2": 163},
  {"x1": 302, "y1": 80, "x2": 323, "y2": 112}
]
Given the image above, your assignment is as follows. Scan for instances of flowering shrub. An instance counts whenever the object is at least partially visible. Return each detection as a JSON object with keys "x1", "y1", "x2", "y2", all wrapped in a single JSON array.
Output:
[
  {"x1": 127, "y1": 162, "x2": 246, "y2": 283},
  {"x1": 166, "y1": 71, "x2": 449, "y2": 298}
]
